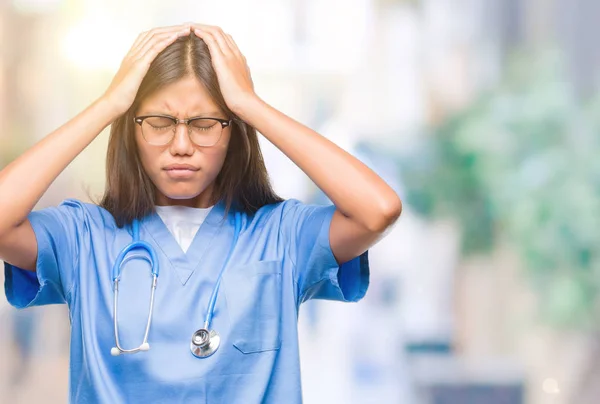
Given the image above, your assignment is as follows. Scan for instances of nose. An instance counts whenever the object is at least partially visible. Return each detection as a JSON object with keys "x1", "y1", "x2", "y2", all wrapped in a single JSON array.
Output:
[{"x1": 169, "y1": 123, "x2": 194, "y2": 155}]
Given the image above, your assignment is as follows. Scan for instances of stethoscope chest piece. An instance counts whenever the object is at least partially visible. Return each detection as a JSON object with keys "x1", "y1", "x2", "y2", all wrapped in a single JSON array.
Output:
[{"x1": 190, "y1": 328, "x2": 220, "y2": 358}]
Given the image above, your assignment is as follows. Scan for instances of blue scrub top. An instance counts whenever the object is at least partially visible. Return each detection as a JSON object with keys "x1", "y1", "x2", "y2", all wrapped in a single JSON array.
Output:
[{"x1": 4, "y1": 198, "x2": 369, "y2": 403}]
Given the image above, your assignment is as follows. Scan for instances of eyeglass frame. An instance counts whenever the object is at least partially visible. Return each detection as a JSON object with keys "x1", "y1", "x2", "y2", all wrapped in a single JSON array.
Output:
[{"x1": 133, "y1": 114, "x2": 232, "y2": 147}]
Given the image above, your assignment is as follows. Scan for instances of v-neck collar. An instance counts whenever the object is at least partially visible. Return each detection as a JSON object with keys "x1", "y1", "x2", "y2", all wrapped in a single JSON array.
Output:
[{"x1": 140, "y1": 199, "x2": 229, "y2": 285}]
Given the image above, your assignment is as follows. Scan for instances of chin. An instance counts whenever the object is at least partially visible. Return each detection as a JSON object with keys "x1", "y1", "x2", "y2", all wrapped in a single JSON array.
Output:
[
  {"x1": 163, "y1": 190, "x2": 202, "y2": 200},
  {"x1": 156, "y1": 183, "x2": 207, "y2": 200},
  {"x1": 164, "y1": 193, "x2": 199, "y2": 200}
]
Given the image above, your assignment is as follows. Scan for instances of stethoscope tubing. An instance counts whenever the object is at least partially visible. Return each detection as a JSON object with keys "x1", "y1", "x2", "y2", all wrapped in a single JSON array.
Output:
[{"x1": 111, "y1": 210, "x2": 241, "y2": 357}]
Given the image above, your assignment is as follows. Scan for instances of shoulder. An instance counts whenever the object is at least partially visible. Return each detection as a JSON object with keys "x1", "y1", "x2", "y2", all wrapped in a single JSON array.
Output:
[
  {"x1": 52, "y1": 198, "x2": 118, "y2": 230},
  {"x1": 247, "y1": 198, "x2": 304, "y2": 225},
  {"x1": 247, "y1": 198, "x2": 334, "y2": 233}
]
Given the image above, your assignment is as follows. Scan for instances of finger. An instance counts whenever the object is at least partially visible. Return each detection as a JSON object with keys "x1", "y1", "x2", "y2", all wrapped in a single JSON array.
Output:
[
  {"x1": 145, "y1": 23, "x2": 191, "y2": 38},
  {"x1": 133, "y1": 32, "x2": 176, "y2": 61},
  {"x1": 193, "y1": 26, "x2": 232, "y2": 56},
  {"x1": 224, "y1": 34, "x2": 249, "y2": 70},
  {"x1": 190, "y1": 23, "x2": 219, "y2": 33},
  {"x1": 132, "y1": 25, "x2": 185, "y2": 50},
  {"x1": 136, "y1": 24, "x2": 190, "y2": 52},
  {"x1": 133, "y1": 24, "x2": 190, "y2": 55},
  {"x1": 133, "y1": 28, "x2": 187, "y2": 61},
  {"x1": 197, "y1": 26, "x2": 233, "y2": 55},
  {"x1": 224, "y1": 34, "x2": 241, "y2": 56},
  {"x1": 130, "y1": 31, "x2": 150, "y2": 53},
  {"x1": 193, "y1": 28, "x2": 226, "y2": 59},
  {"x1": 138, "y1": 32, "x2": 181, "y2": 66}
]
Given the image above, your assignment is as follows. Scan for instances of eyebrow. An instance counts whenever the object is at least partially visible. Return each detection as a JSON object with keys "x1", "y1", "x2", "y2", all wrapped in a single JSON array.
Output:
[
  {"x1": 140, "y1": 111, "x2": 226, "y2": 118},
  {"x1": 153, "y1": 100, "x2": 224, "y2": 118}
]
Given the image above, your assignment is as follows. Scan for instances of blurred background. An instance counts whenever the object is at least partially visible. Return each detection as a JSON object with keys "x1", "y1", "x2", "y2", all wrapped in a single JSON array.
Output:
[{"x1": 0, "y1": 0, "x2": 598, "y2": 403}]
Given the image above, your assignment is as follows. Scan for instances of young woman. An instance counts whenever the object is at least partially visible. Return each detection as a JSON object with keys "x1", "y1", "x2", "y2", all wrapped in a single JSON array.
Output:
[{"x1": 0, "y1": 23, "x2": 401, "y2": 403}]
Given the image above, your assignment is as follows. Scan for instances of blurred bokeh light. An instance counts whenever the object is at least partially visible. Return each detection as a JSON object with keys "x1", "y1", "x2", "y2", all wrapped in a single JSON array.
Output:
[{"x1": 2, "y1": 1, "x2": 599, "y2": 403}]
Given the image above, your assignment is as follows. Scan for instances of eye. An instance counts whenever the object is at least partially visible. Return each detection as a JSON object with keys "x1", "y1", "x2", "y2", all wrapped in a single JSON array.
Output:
[
  {"x1": 145, "y1": 116, "x2": 174, "y2": 129},
  {"x1": 190, "y1": 119, "x2": 218, "y2": 131}
]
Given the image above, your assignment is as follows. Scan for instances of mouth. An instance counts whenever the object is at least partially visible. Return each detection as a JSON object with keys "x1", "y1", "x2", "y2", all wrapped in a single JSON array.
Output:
[
  {"x1": 163, "y1": 164, "x2": 199, "y2": 179},
  {"x1": 164, "y1": 164, "x2": 199, "y2": 171}
]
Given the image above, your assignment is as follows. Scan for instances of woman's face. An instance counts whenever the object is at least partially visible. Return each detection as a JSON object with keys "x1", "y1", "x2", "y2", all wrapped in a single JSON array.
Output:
[{"x1": 135, "y1": 75, "x2": 231, "y2": 208}]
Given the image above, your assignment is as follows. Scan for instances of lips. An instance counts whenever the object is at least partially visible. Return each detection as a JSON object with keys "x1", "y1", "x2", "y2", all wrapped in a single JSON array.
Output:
[
  {"x1": 163, "y1": 164, "x2": 199, "y2": 171},
  {"x1": 163, "y1": 164, "x2": 199, "y2": 179}
]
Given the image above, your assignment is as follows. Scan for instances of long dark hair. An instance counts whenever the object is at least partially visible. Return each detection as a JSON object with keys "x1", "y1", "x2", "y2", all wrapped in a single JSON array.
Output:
[{"x1": 99, "y1": 34, "x2": 283, "y2": 227}]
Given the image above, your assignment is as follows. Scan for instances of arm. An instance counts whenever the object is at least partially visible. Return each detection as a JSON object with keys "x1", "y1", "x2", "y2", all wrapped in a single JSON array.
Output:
[
  {"x1": 0, "y1": 24, "x2": 193, "y2": 271},
  {"x1": 193, "y1": 25, "x2": 402, "y2": 264},
  {"x1": 234, "y1": 98, "x2": 402, "y2": 263},
  {"x1": 0, "y1": 99, "x2": 116, "y2": 270}
]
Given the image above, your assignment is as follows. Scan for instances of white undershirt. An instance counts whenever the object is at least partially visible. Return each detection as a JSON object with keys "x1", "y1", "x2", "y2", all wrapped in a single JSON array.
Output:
[{"x1": 154, "y1": 205, "x2": 214, "y2": 253}]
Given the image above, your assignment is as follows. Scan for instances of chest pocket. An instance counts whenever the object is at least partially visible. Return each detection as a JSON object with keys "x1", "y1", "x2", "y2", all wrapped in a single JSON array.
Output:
[{"x1": 223, "y1": 260, "x2": 283, "y2": 354}]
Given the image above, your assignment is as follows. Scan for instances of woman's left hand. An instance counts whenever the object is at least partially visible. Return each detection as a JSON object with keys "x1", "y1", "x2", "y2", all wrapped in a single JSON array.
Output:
[{"x1": 192, "y1": 24, "x2": 257, "y2": 115}]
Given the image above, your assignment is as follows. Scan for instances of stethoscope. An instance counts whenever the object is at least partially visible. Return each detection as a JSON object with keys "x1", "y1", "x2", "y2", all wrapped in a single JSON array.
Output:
[{"x1": 110, "y1": 211, "x2": 241, "y2": 358}]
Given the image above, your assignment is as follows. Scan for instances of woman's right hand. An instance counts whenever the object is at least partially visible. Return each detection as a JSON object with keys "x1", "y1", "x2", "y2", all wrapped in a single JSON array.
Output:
[{"x1": 101, "y1": 24, "x2": 192, "y2": 118}]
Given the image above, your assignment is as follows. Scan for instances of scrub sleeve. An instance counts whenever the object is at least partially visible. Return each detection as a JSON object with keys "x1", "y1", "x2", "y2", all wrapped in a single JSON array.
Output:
[
  {"x1": 279, "y1": 200, "x2": 370, "y2": 306},
  {"x1": 4, "y1": 199, "x2": 84, "y2": 309}
]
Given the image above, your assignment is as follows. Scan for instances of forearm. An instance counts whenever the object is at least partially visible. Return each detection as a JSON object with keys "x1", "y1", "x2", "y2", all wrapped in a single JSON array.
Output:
[
  {"x1": 235, "y1": 96, "x2": 402, "y2": 232},
  {"x1": 0, "y1": 97, "x2": 117, "y2": 234}
]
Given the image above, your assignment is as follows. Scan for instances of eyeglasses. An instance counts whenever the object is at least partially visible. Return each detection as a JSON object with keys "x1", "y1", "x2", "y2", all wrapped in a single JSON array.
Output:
[{"x1": 134, "y1": 114, "x2": 232, "y2": 147}]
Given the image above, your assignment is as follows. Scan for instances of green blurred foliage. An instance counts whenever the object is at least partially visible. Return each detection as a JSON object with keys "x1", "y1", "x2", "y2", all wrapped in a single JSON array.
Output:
[{"x1": 401, "y1": 50, "x2": 600, "y2": 330}]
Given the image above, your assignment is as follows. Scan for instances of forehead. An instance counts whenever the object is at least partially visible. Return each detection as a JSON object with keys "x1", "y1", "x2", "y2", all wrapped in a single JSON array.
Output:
[{"x1": 138, "y1": 76, "x2": 220, "y2": 115}]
